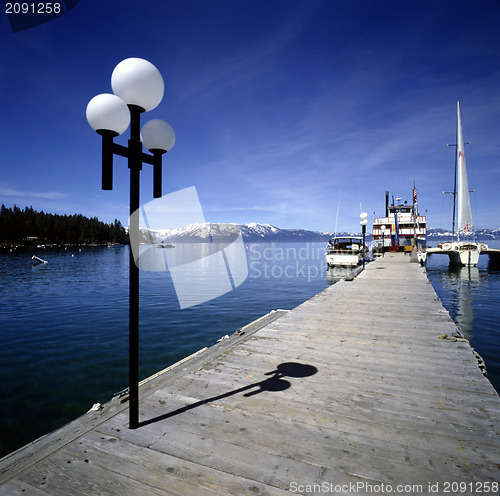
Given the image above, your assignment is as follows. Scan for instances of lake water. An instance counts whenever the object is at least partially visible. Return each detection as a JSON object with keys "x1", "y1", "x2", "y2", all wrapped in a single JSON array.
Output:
[{"x1": 1, "y1": 241, "x2": 499, "y2": 458}]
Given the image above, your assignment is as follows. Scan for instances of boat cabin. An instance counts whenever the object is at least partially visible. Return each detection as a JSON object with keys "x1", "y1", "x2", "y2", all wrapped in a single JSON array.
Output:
[
  {"x1": 326, "y1": 237, "x2": 363, "y2": 253},
  {"x1": 372, "y1": 191, "x2": 426, "y2": 253}
]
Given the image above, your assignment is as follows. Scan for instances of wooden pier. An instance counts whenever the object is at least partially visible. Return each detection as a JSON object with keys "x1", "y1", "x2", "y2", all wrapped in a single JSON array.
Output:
[{"x1": 1, "y1": 252, "x2": 499, "y2": 495}]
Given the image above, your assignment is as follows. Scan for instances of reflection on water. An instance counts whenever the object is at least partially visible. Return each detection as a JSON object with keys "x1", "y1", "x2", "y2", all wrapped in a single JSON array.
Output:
[
  {"x1": 437, "y1": 264, "x2": 481, "y2": 339},
  {"x1": 326, "y1": 265, "x2": 355, "y2": 283}
]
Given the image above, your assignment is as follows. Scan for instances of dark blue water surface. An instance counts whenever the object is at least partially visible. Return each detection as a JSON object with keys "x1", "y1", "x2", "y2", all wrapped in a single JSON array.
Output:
[{"x1": 0, "y1": 241, "x2": 499, "y2": 458}]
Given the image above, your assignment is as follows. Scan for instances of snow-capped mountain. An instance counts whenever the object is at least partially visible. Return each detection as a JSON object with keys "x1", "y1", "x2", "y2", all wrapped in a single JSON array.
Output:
[
  {"x1": 137, "y1": 222, "x2": 500, "y2": 243},
  {"x1": 139, "y1": 222, "x2": 349, "y2": 243},
  {"x1": 427, "y1": 227, "x2": 500, "y2": 239}
]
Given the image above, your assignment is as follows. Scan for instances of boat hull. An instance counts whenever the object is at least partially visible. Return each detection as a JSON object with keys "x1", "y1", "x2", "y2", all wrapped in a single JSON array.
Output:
[
  {"x1": 427, "y1": 241, "x2": 481, "y2": 266},
  {"x1": 326, "y1": 253, "x2": 360, "y2": 267},
  {"x1": 451, "y1": 249, "x2": 480, "y2": 266}
]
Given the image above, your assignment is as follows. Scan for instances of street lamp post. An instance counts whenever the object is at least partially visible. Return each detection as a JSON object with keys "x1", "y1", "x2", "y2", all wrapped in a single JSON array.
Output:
[
  {"x1": 381, "y1": 225, "x2": 386, "y2": 257},
  {"x1": 359, "y1": 212, "x2": 368, "y2": 266},
  {"x1": 86, "y1": 58, "x2": 175, "y2": 429}
]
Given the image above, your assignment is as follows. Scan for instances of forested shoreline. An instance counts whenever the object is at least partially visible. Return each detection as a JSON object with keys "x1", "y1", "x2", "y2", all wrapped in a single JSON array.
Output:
[{"x1": 0, "y1": 205, "x2": 128, "y2": 246}]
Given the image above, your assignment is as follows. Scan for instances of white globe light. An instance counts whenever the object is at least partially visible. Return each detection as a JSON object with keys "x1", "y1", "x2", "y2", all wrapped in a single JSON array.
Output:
[
  {"x1": 360, "y1": 219, "x2": 368, "y2": 226},
  {"x1": 141, "y1": 119, "x2": 175, "y2": 153},
  {"x1": 360, "y1": 211, "x2": 368, "y2": 220},
  {"x1": 111, "y1": 58, "x2": 164, "y2": 112},
  {"x1": 86, "y1": 93, "x2": 130, "y2": 135}
]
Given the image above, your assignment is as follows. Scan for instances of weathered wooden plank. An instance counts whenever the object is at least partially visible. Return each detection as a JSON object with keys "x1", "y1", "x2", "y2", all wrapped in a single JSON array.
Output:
[
  {"x1": 100, "y1": 393, "x2": 495, "y2": 487},
  {"x1": 137, "y1": 387, "x2": 497, "y2": 481},
  {"x1": 223, "y1": 348, "x2": 491, "y2": 404},
  {"x1": 16, "y1": 451, "x2": 169, "y2": 496},
  {"x1": 139, "y1": 369, "x2": 499, "y2": 460},
  {"x1": 98, "y1": 411, "x2": 389, "y2": 491},
  {"x1": 233, "y1": 337, "x2": 482, "y2": 375},
  {"x1": 0, "y1": 479, "x2": 50, "y2": 496},
  {"x1": 63, "y1": 431, "x2": 291, "y2": 496},
  {"x1": 150, "y1": 363, "x2": 499, "y2": 431}
]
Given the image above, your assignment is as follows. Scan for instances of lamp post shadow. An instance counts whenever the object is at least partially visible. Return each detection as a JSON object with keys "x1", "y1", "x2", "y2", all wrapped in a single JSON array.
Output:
[{"x1": 139, "y1": 362, "x2": 318, "y2": 428}]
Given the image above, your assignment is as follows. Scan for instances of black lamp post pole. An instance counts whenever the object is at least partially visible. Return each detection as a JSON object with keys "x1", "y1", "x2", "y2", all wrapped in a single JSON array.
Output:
[
  {"x1": 361, "y1": 224, "x2": 366, "y2": 266},
  {"x1": 128, "y1": 105, "x2": 143, "y2": 430},
  {"x1": 99, "y1": 104, "x2": 163, "y2": 430}
]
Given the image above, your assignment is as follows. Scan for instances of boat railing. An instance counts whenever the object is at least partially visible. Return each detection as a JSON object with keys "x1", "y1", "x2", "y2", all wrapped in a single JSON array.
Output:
[{"x1": 437, "y1": 241, "x2": 480, "y2": 251}]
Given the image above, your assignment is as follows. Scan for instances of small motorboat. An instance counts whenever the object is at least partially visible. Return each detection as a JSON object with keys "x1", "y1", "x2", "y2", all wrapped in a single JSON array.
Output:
[{"x1": 326, "y1": 236, "x2": 366, "y2": 267}]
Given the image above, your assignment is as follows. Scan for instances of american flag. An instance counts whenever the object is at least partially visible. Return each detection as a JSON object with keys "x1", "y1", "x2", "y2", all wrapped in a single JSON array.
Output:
[{"x1": 413, "y1": 187, "x2": 418, "y2": 203}]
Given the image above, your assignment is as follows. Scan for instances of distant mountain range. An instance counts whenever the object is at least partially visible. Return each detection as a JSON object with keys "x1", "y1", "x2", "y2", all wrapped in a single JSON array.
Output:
[
  {"x1": 140, "y1": 222, "x2": 500, "y2": 243},
  {"x1": 426, "y1": 227, "x2": 500, "y2": 239},
  {"x1": 139, "y1": 222, "x2": 327, "y2": 243}
]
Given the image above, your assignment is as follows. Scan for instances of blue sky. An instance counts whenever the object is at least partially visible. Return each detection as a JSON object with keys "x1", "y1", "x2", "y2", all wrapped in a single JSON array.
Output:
[{"x1": 1, "y1": 0, "x2": 500, "y2": 233}]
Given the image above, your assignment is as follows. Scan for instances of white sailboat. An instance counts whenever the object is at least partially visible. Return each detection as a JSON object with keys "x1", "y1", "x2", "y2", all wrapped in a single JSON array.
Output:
[{"x1": 428, "y1": 102, "x2": 487, "y2": 265}]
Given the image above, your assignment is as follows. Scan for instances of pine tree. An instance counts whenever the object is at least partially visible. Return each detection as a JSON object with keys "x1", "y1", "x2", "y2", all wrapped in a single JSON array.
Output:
[{"x1": 0, "y1": 205, "x2": 128, "y2": 246}]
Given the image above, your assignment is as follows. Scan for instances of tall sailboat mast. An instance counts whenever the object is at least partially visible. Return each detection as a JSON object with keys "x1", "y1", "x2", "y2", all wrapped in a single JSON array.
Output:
[
  {"x1": 451, "y1": 108, "x2": 458, "y2": 240},
  {"x1": 456, "y1": 100, "x2": 474, "y2": 241},
  {"x1": 446, "y1": 101, "x2": 472, "y2": 241}
]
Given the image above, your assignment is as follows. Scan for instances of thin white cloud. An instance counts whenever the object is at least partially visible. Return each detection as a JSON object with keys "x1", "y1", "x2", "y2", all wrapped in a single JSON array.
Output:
[
  {"x1": 0, "y1": 186, "x2": 68, "y2": 200},
  {"x1": 177, "y1": 7, "x2": 314, "y2": 102}
]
